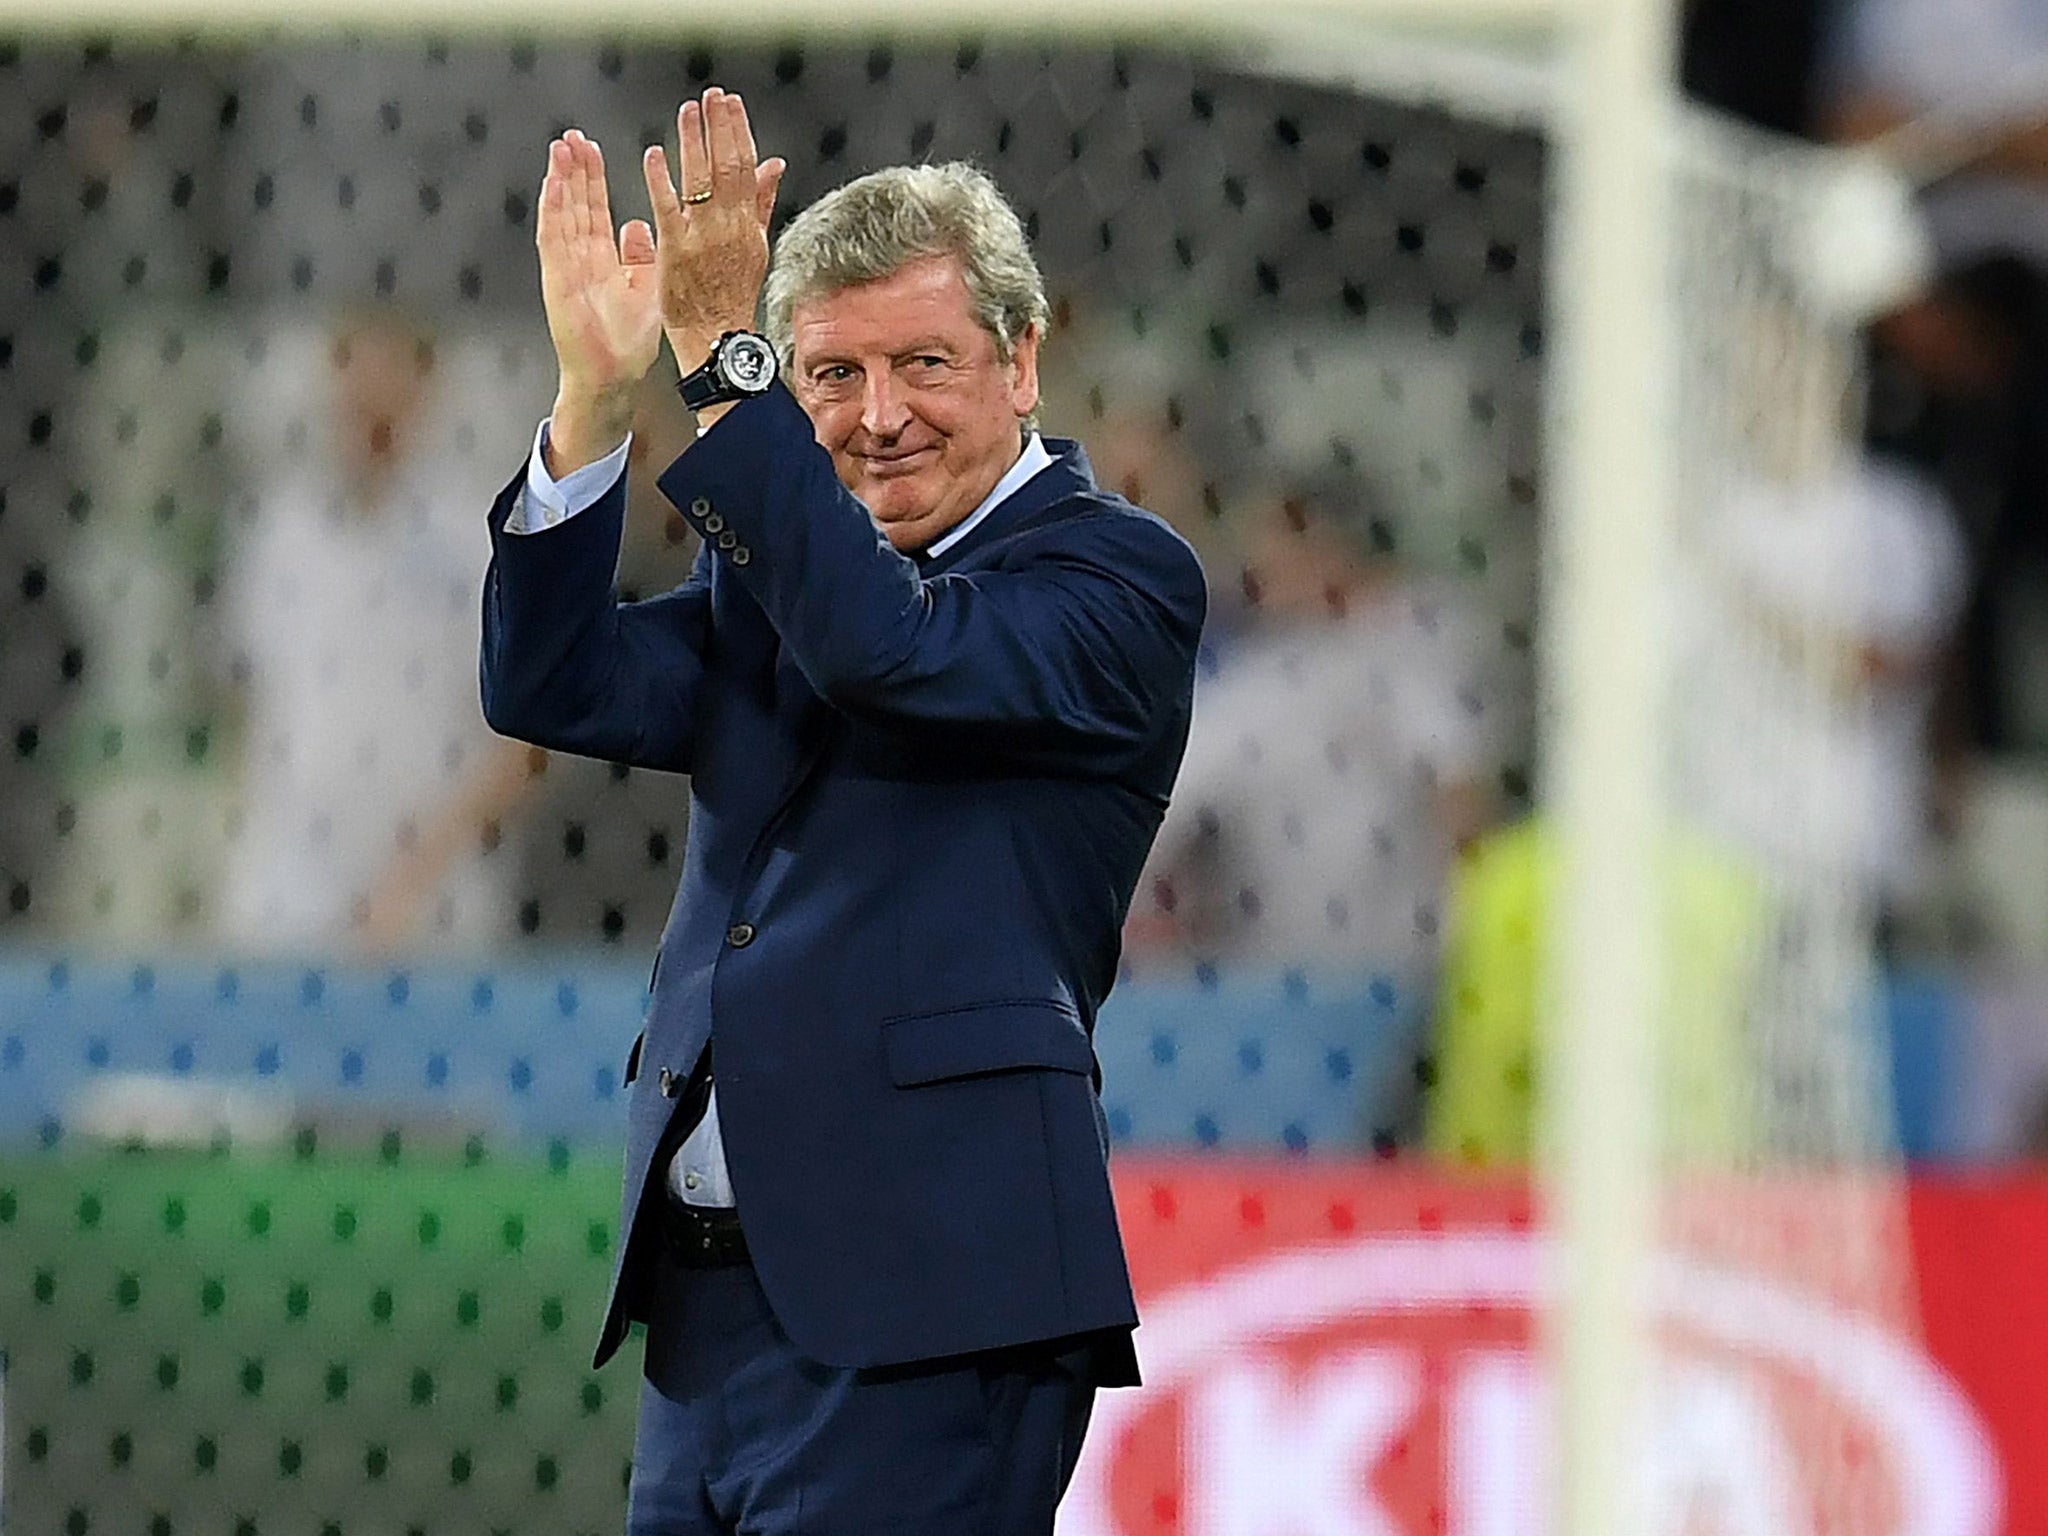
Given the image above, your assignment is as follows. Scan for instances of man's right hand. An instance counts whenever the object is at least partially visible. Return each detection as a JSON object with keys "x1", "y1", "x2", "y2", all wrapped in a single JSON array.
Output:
[{"x1": 537, "y1": 129, "x2": 661, "y2": 475}]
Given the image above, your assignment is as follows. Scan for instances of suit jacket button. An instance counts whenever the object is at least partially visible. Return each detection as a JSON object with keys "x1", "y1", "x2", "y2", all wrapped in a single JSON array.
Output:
[
  {"x1": 657, "y1": 1066, "x2": 677, "y2": 1098},
  {"x1": 717, "y1": 530, "x2": 738, "y2": 550},
  {"x1": 702, "y1": 513, "x2": 725, "y2": 534},
  {"x1": 732, "y1": 547, "x2": 751, "y2": 566},
  {"x1": 690, "y1": 497, "x2": 711, "y2": 517},
  {"x1": 726, "y1": 922, "x2": 756, "y2": 949}
]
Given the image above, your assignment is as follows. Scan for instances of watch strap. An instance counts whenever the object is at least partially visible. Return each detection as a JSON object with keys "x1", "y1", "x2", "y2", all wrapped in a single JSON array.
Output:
[
  {"x1": 677, "y1": 360, "x2": 727, "y2": 413},
  {"x1": 676, "y1": 330, "x2": 776, "y2": 413}
]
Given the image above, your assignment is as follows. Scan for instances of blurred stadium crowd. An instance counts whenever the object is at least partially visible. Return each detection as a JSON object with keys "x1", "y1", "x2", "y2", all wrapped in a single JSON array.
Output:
[{"x1": 3, "y1": 0, "x2": 2048, "y2": 1164}]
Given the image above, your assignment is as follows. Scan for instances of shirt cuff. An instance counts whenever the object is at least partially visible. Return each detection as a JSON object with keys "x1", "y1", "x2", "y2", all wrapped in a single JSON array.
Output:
[{"x1": 504, "y1": 418, "x2": 632, "y2": 535}]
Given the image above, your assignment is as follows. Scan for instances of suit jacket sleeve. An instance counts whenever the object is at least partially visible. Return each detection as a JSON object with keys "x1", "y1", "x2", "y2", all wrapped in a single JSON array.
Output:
[
  {"x1": 656, "y1": 387, "x2": 1207, "y2": 771},
  {"x1": 479, "y1": 460, "x2": 713, "y2": 773}
]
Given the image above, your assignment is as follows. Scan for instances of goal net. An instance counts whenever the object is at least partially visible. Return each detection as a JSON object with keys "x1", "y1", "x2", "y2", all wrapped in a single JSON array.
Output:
[{"x1": 0, "y1": 6, "x2": 1977, "y2": 1536}]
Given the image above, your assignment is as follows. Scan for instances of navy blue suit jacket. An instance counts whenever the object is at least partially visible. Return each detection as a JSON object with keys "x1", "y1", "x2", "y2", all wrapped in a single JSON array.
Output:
[{"x1": 480, "y1": 385, "x2": 1205, "y2": 1383}]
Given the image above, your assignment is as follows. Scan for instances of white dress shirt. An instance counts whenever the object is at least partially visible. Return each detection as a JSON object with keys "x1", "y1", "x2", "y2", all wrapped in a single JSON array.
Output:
[
  {"x1": 503, "y1": 418, "x2": 634, "y2": 535},
  {"x1": 512, "y1": 416, "x2": 1054, "y2": 1206}
]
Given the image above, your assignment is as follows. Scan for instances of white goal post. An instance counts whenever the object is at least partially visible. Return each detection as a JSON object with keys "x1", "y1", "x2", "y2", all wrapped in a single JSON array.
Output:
[{"x1": 0, "y1": 1, "x2": 1694, "y2": 1534}]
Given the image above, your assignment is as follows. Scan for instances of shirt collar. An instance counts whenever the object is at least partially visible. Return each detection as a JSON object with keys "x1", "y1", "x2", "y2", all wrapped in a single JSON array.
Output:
[{"x1": 921, "y1": 432, "x2": 1055, "y2": 561}]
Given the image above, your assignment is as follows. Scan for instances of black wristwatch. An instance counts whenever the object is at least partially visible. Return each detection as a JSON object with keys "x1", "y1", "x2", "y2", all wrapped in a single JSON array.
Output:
[{"x1": 677, "y1": 330, "x2": 779, "y2": 412}]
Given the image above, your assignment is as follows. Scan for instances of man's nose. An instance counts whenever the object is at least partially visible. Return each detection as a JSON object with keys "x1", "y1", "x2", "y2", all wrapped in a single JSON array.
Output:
[{"x1": 860, "y1": 370, "x2": 911, "y2": 438}]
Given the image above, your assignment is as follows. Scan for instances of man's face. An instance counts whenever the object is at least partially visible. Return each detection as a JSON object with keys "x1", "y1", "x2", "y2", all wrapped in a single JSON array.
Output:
[{"x1": 789, "y1": 254, "x2": 1041, "y2": 554}]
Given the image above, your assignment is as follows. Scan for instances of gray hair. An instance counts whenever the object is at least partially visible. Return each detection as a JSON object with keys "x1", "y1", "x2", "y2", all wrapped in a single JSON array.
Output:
[{"x1": 762, "y1": 162, "x2": 1050, "y2": 372}]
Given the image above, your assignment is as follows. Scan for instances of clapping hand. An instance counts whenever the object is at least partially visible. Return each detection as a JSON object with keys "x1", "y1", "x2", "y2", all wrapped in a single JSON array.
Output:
[
  {"x1": 536, "y1": 130, "x2": 661, "y2": 472},
  {"x1": 535, "y1": 90, "x2": 784, "y2": 473},
  {"x1": 641, "y1": 88, "x2": 786, "y2": 377}
]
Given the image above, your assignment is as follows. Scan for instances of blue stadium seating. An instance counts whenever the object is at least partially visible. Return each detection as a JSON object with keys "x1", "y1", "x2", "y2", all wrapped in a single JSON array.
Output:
[{"x1": 0, "y1": 957, "x2": 1426, "y2": 1155}]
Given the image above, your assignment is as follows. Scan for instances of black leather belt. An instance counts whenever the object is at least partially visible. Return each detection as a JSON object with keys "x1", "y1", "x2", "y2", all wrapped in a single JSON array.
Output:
[{"x1": 661, "y1": 1199, "x2": 750, "y2": 1267}]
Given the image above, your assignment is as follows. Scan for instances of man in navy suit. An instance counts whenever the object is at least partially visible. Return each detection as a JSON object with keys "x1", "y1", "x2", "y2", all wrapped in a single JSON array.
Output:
[{"x1": 481, "y1": 86, "x2": 1205, "y2": 1535}]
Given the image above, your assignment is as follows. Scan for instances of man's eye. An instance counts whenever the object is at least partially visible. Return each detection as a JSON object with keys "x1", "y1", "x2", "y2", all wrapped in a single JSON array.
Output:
[
  {"x1": 817, "y1": 366, "x2": 854, "y2": 384},
  {"x1": 913, "y1": 355, "x2": 946, "y2": 370}
]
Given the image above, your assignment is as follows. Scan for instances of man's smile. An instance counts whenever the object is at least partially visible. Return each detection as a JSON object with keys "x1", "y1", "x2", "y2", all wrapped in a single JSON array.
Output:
[{"x1": 860, "y1": 448, "x2": 937, "y2": 476}]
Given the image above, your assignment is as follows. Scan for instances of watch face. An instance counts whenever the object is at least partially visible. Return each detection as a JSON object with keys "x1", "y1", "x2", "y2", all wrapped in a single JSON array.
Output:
[{"x1": 719, "y1": 332, "x2": 778, "y2": 395}]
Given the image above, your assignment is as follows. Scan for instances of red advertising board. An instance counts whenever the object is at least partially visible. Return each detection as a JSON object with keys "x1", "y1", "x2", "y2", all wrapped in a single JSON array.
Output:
[{"x1": 1073, "y1": 1162, "x2": 2045, "y2": 1536}]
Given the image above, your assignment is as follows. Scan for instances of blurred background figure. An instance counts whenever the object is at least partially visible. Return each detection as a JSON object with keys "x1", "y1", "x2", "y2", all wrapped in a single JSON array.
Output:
[
  {"x1": 1860, "y1": 252, "x2": 2048, "y2": 967},
  {"x1": 1821, "y1": 0, "x2": 2048, "y2": 269},
  {"x1": 217, "y1": 307, "x2": 537, "y2": 954},
  {"x1": 1427, "y1": 818, "x2": 1768, "y2": 1167},
  {"x1": 1868, "y1": 257, "x2": 2048, "y2": 756},
  {"x1": 1430, "y1": 270, "x2": 1971, "y2": 1168},
  {"x1": 1674, "y1": 413, "x2": 1967, "y2": 922},
  {"x1": 1819, "y1": 0, "x2": 2048, "y2": 819},
  {"x1": 1128, "y1": 473, "x2": 1506, "y2": 1142},
  {"x1": 1133, "y1": 478, "x2": 1501, "y2": 972}
]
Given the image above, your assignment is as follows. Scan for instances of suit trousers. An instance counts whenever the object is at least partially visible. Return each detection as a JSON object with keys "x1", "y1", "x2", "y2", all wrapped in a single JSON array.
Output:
[{"x1": 627, "y1": 1243, "x2": 1099, "y2": 1535}]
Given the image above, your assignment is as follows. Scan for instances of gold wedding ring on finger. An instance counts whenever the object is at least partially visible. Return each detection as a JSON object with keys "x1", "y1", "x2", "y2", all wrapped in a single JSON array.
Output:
[{"x1": 684, "y1": 188, "x2": 714, "y2": 205}]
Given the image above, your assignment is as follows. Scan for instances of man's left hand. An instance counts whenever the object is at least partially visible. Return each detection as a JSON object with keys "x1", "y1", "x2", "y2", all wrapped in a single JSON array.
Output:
[{"x1": 642, "y1": 87, "x2": 787, "y2": 374}]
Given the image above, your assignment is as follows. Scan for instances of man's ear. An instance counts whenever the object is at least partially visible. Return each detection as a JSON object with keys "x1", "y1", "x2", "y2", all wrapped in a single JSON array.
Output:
[{"x1": 1008, "y1": 323, "x2": 1043, "y2": 419}]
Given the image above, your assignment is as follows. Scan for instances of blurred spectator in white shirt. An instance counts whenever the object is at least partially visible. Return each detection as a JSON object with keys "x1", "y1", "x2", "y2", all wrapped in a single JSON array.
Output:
[
  {"x1": 1129, "y1": 479, "x2": 1504, "y2": 976},
  {"x1": 1675, "y1": 454, "x2": 1968, "y2": 906},
  {"x1": 1823, "y1": 0, "x2": 2048, "y2": 266},
  {"x1": 219, "y1": 309, "x2": 538, "y2": 954}
]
